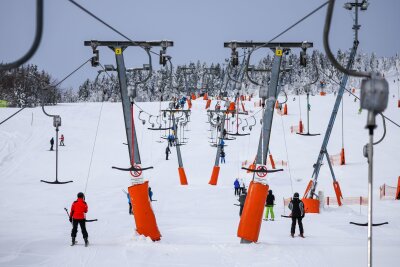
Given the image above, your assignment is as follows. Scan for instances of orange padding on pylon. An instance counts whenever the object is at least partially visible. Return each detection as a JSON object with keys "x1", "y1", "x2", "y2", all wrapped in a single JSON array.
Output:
[
  {"x1": 191, "y1": 94, "x2": 196, "y2": 100},
  {"x1": 283, "y1": 103, "x2": 288, "y2": 115},
  {"x1": 205, "y1": 99, "x2": 211, "y2": 109},
  {"x1": 228, "y1": 102, "x2": 235, "y2": 111},
  {"x1": 320, "y1": 91, "x2": 326, "y2": 96},
  {"x1": 299, "y1": 120, "x2": 304, "y2": 133},
  {"x1": 187, "y1": 99, "x2": 192, "y2": 109},
  {"x1": 209, "y1": 166, "x2": 220, "y2": 185},
  {"x1": 333, "y1": 181, "x2": 343, "y2": 206},
  {"x1": 203, "y1": 93, "x2": 208, "y2": 100},
  {"x1": 302, "y1": 198, "x2": 320, "y2": 213},
  {"x1": 396, "y1": 176, "x2": 400, "y2": 200},
  {"x1": 340, "y1": 148, "x2": 346, "y2": 165},
  {"x1": 275, "y1": 100, "x2": 279, "y2": 109},
  {"x1": 178, "y1": 167, "x2": 188, "y2": 185},
  {"x1": 237, "y1": 181, "x2": 269, "y2": 243},
  {"x1": 128, "y1": 181, "x2": 161, "y2": 241},
  {"x1": 303, "y1": 179, "x2": 313, "y2": 199},
  {"x1": 269, "y1": 154, "x2": 276, "y2": 169}
]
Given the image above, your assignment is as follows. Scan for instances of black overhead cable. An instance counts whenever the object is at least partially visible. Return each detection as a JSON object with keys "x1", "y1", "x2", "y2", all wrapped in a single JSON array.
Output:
[
  {"x1": 318, "y1": 67, "x2": 400, "y2": 129},
  {"x1": 68, "y1": 0, "x2": 161, "y2": 57}
]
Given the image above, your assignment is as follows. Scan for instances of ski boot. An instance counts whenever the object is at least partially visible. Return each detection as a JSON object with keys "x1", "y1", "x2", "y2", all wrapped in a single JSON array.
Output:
[
  {"x1": 71, "y1": 237, "x2": 76, "y2": 246},
  {"x1": 299, "y1": 233, "x2": 305, "y2": 238},
  {"x1": 84, "y1": 238, "x2": 89, "y2": 247},
  {"x1": 291, "y1": 233, "x2": 294, "y2": 238}
]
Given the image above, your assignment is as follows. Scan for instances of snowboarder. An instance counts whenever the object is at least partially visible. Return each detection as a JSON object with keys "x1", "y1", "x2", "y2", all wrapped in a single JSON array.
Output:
[
  {"x1": 288, "y1": 192, "x2": 305, "y2": 238},
  {"x1": 265, "y1": 189, "x2": 275, "y2": 221},
  {"x1": 148, "y1": 187, "x2": 153, "y2": 202},
  {"x1": 59, "y1": 134, "x2": 65, "y2": 146},
  {"x1": 69, "y1": 192, "x2": 89, "y2": 246},
  {"x1": 234, "y1": 178, "x2": 240, "y2": 196},
  {"x1": 238, "y1": 190, "x2": 247, "y2": 216},
  {"x1": 220, "y1": 149, "x2": 226, "y2": 164},
  {"x1": 50, "y1": 137, "x2": 54, "y2": 151},
  {"x1": 165, "y1": 146, "x2": 171, "y2": 160}
]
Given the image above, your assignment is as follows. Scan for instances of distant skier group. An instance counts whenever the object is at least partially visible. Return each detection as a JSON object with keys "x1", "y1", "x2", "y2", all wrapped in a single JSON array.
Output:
[{"x1": 49, "y1": 134, "x2": 65, "y2": 151}]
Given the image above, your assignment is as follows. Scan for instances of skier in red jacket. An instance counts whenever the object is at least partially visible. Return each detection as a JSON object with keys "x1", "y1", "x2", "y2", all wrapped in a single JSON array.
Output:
[{"x1": 69, "y1": 192, "x2": 89, "y2": 246}]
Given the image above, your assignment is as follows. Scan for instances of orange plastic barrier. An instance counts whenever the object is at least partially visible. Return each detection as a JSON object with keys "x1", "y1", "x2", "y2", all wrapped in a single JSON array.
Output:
[
  {"x1": 209, "y1": 166, "x2": 220, "y2": 185},
  {"x1": 333, "y1": 181, "x2": 343, "y2": 206},
  {"x1": 396, "y1": 176, "x2": 400, "y2": 200},
  {"x1": 320, "y1": 91, "x2": 326, "y2": 96},
  {"x1": 178, "y1": 167, "x2": 188, "y2": 185},
  {"x1": 205, "y1": 99, "x2": 211, "y2": 109},
  {"x1": 269, "y1": 154, "x2": 276, "y2": 169},
  {"x1": 237, "y1": 181, "x2": 269, "y2": 242},
  {"x1": 302, "y1": 198, "x2": 320, "y2": 213},
  {"x1": 187, "y1": 99, "x2": 192, "y2": 109},
  {"x1": 340, "y1": 148, "x2": 346, "y2": 165},
  {"x1": 228, "y1": 102, "x2": 235, "y2": 111},
  {"x1": 299, "y1": 120, "x2": 304, "y2": 133},
  {"x1": 283, "y1": 103, "x2": 288, "y2": 115},
  {"x1": 275, "y1": 100, "x2": 279, "y2": 109},
  {"x1": 191, "y1": 94, "x2": 196, "y2": 100},
  {"x1": 128, "y1": 181, "x2": 161, "y2": 241},
  {"x1": 203, "y1": 93, "x2": 208, "y2": 100},
  {"x1": 303, "y1": 179, "x2": 313, "y2": 198}
]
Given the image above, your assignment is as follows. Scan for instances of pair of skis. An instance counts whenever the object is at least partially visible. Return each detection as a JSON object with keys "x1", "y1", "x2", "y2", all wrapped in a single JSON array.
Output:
[{"x1": 64, "y1": 208, "x2": 97, "y2": 247}]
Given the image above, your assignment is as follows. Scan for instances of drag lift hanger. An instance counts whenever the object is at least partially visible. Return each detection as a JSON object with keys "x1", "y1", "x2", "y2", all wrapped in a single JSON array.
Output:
[
  {"x1": 297, "y1": 53, "x2": 321, "y2": 136},
  {"x1": 323, "y1": 1, "x2": 388, "y2": 266}
]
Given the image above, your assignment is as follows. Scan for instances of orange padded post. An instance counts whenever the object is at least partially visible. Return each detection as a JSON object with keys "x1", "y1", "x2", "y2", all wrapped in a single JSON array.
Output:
[
  {"x1": 299, "y1": 120, "x2": 304, "y2": 133},
  {"x1": 205, "y1": 99, "x2": 211, "y2": 109},
  {"x1": 283, "y1": 103, "x2": 288, "y2": 115},
  {"x1": 191, "y1": 93, "x2": 196, "y2": 100},
  {"x1": 340, "y1": 148, "x2": 346, "y2": 165},
  {"x1": 237, "y1": 181, "x2": 269, "y2": 243},
  {"x1": 302, "y1": 198, "x2": 320, "y2": 213},
  {"x1": 269, "y1": 154, "x2": 276, "y2": 169},
  {"x1": 303, "y1": 179, "x2": 313, "y2": 199},
  {"x1": 228, "y1": 102, "x2": 235, "y2": 111},
  {"x1": 396, "y1": 176, "x2": 400, "y2": 200},
  {"x1": 128, "y1": 181, "x2": 161, "y2": 241},
  {"x1": 320, "y1": 91, "x2": 326, "y2": 96},
  {"x1": 203, "y1": 93, "x2": 208, "y2": 100},
  {"x1": 275, "y1": 100, "x2": 279, "y2": 109},
  {"x1": 209, "y1": 166, "x2": 220, "y2": 185},
  {"x1": 178, "y1": 167, "x2": 188, "y2": 185},
  {"x1": 333, "y1": 181, "x2": 343, "y2": 206},
  {"x1": 187, "y1": 99, "x2": 192, "y2": 109}
]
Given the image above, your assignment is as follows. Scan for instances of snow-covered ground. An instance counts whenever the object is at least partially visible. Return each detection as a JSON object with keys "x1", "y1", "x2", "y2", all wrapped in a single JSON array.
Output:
[{"x1": 0, "y1": 75, "x2": 399, "y2": 267}]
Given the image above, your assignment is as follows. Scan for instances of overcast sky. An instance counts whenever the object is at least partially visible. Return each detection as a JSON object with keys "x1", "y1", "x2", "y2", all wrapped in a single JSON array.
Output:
[{"x1": 1, "y1": 0, "x2": 399, "y2": 90}]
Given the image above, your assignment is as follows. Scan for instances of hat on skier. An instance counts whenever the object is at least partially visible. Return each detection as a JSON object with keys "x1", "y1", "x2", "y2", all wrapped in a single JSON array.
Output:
[
  {"x1": 293, "y1": 192, "x2": 299, "y2": 199},
  {"x1": 77, "y1": 192, "x2": 85, "y2": 199},
  {"x1": 269, "y1": 190, "x2": 272, "y2": 194}
]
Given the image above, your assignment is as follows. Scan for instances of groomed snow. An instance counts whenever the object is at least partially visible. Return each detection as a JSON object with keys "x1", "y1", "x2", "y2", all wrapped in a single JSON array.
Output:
[{"x1": 0, "y1": 74, "x2": 399, "y2": 267}]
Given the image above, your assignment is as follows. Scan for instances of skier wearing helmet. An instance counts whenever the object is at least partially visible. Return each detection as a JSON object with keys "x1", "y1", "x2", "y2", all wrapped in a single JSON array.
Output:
[
  {"x1": 69, "y1": 192, "x2": 89, "y2": 246},
  {"x1": 288, "y1": 192, "x2": 305, "y2": 238}
]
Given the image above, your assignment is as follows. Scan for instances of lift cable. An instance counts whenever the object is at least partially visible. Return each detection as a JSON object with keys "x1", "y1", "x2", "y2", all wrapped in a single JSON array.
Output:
[
  {"x1": 68, "y1": 0, "x2": 162, "y2": 57},
  {"x1": 318, "y1": 67, "x2": 400, "y2": 128},
  {"x1": 279, "y1": 112, "x2": 294, "y2": 194},
  {"x1": 84, "y1": 63, "x2": 108, "y2": 194}
]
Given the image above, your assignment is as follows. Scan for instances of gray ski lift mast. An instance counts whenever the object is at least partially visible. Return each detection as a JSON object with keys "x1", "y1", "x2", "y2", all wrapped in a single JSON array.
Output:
[
  {"x1": 323, "y1": 1, "x2": 388, "y2": 266},
  {"x1": 303, "y1": 0, "x2": 369, "y2": 209},
  {"x1": 297, "y1": 52, "x2": 321, "y2": 136},
  {"x1": 226, "y1": 41, "x2": 312, "y2": 179},
  {"x1": 84, "y1": 40, "x2": 173, "y2": 181},
  {"x1": 226, "y1": 41, "x2": 312, "y2": 244}
]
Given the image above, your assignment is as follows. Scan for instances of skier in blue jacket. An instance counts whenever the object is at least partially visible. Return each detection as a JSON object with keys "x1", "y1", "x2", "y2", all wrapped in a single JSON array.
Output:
[{"x1": 234, "y1": 178, "x2": 240, "y2": 196}]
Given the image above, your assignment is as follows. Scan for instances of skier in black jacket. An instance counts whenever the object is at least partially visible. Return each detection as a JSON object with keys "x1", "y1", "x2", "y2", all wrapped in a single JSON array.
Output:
[
  {"x1": 288, "y1": 192, "x2": 305, "y2": 238},
  {"x1": 238, "y1": 190, "x2": 247, "y2": 216},
  {"x1": 50, "y1": 137, "x2": 54, "y2": 151},
  {"x1": 165, "y1": 146, "x2": 171, "y2": 160}
]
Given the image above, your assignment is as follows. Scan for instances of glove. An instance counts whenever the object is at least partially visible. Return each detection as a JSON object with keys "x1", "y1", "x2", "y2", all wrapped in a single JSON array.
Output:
[{"x1": 69, "y1": 217, "x2": 72, "y2": 223}]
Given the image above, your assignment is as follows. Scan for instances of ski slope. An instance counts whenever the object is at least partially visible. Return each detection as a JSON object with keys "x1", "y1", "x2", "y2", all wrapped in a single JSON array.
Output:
[{"x1": 0, "y1": 77, "x2": 399, "y2": 267}]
